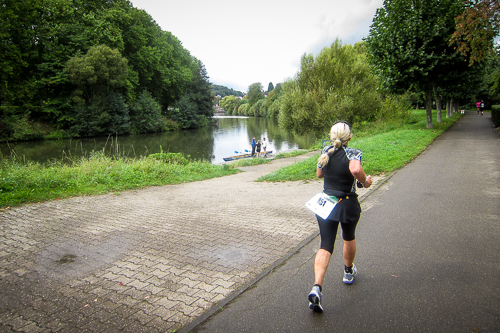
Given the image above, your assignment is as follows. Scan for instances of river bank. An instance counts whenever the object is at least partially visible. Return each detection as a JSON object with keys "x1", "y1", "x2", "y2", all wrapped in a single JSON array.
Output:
[{"x1": 0, "y1": 110, "x2": 463, "y2": 209}]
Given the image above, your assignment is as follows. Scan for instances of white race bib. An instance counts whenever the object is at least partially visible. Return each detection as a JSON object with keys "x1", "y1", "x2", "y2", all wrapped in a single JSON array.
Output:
[{"x1": 305, "y1": 192, "x2": 339, "y2": 219}]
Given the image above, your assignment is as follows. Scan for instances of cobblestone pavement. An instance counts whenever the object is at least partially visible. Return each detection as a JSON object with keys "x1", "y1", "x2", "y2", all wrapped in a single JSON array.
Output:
[{"x1": 0, "y1": 151, "x2": 382, "y2": 332}]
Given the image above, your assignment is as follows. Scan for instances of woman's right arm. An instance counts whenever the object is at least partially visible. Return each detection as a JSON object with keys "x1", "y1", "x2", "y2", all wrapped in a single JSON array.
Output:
[{"x1": 317, "y1": 167, "x2": 324, "y2": 178}]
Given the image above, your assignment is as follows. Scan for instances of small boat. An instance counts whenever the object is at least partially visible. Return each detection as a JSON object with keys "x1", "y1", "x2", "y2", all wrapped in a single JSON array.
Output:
[{"x1": 223, "y1": 151, "x2": 273, "y2": 162}]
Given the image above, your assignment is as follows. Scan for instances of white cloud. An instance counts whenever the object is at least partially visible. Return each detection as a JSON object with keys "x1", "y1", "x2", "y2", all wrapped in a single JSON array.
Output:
[{"x1": 130, "y1": 0, "x2": 384, "y2": 92}]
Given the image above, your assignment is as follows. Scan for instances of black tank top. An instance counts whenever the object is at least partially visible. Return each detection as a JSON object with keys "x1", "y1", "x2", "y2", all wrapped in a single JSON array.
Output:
[{"x1": 322, "y1": 146, "x2": 357, "y2": 198}]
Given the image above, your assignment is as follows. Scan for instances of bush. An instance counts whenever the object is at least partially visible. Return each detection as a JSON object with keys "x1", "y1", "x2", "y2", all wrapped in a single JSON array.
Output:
[
  {"x1": 147, "y1": 151, "x2": 189, "y2": 165},
  {"x1": 71, "y1": 92, "x2": 130, "y2": 137},
  {"x1": 492, "y1": 105, "x2": 500, "y2": 128},
  {"x1": 379, "y1": 94, "x2": 412, "y2": 123}
]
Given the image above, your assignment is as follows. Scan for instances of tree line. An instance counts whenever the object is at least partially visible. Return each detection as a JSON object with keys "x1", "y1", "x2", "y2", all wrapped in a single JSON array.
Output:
[
  {"x1": 2, "y1": 0, "x2": 499, "y2": 142},
  {"x1": 0, "y1": 0, "x2": 213, "y2": 141},
  {"x1": 221, "y1": 0, "x2": 499, "y2": 133}
]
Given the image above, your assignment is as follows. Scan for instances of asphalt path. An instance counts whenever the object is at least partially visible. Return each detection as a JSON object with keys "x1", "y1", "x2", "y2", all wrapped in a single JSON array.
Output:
[{"x1": 191, "y1": 112, "x2": 500, "y2": 333}]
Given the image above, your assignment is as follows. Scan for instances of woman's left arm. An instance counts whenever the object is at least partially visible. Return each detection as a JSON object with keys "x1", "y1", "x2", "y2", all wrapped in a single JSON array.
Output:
[{"x1": 349, "y1": 160, "x2": 372, "y2": 188}]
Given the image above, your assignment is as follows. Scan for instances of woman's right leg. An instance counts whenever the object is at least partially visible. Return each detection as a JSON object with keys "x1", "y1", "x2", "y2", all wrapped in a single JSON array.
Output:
[{"x1": 314, "y1": 216, "x2": 339, "y2": 286}]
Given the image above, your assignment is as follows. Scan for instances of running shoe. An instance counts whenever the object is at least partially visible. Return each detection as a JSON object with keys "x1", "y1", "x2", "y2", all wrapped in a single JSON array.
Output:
[
  {"x1": 343, "y1": 263, "x2": 358, "y2": 284},
  {"x1": 308, "y1": 286, "x2": 323, "y2": 312}
]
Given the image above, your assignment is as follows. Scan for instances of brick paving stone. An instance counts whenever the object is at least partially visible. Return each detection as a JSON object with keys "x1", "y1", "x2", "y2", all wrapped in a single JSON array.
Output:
[{"x1": 0, "y1": 151, "x2": 381, "y2": 332}]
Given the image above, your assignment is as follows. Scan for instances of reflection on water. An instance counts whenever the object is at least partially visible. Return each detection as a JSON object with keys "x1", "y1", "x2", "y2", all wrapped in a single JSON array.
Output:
[{"x1": 0, "y1": 117, "x2": 318, "y2": 164}]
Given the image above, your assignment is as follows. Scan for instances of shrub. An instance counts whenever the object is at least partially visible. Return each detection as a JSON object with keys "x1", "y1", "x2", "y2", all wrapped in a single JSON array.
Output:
[
  {"x1": 129, "y1": 91, "x2": 165, "y2": 134},
  {"x1": 147, "y1": 151, "x2": 189, "y2": 165},
  {"x1": 492, "y1": 105, "x2": 500, "y2": 128}
]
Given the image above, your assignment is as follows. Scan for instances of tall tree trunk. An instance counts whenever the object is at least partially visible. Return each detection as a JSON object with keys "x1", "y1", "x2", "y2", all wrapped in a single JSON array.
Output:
[
  {"x1": 454, "y1": 100, "x2": 460, "y2": 114},
  {"x1": 434, "y1": 87, "x2": 442, "y2": 122},
  {"x1": 425, "y1": 89, "x2": 433, "y2": 129},
  {"x1": 446, "y1": 99, "x2": 451, "y2": 118}
]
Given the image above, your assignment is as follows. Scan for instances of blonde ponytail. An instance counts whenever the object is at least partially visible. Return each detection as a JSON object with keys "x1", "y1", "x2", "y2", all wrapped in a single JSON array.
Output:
[{"x1": 317, "y1": 121, "x2": 352, "y2": 168}]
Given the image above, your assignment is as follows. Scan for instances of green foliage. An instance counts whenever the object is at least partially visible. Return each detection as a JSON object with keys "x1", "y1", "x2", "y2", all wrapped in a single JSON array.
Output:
[
  {"x1": 249, "y1": 99, "x2": 267, "y2": 117},
  {"x1": 220, "y1": 95, "x2": 241, "y2": 115},
  {"x1": 0, "y1": 0, "x2": 201, "y2": 141},
  {"x1": 237, "y1": 103, "x2": 250, "y2": 116},
  {"x1": 277, "y1": 40, "x2": 382, "y2": 135},
  {"x1": 379, "y1": 94, "x2": 412, "y2": 122},
  {"x1": 129, "y1": 90, "x2": 165, "y2": 134},
  {"x1": 247, "y1": 83, "x2": 265, "y2": 107},
  {"x1": 364, "y1": 0, "x2": 473, "y2": 128},
  {"x1": 492, "y1": 105, "x2": 500, "y2": 128},
  {"x1": 171, "y1": 61, "x2": 213, "y2": 129},
  {"x1": 66, "y1": 44, "x2": 129, "y2": 103},
  {"x1": 71, "y1": 92, "x2": 130, "y2": 136},
  {"x1": 267, "y1": 82, "x2": 274, "y2": 93},
  {"x1": 147, "y1": 152, "x2": 189, "y2": 165},
  {"x1": 0, "y1": 151, "x2": 238, "y2": 207},
  {"x1": 171, "y1": 95, "x2": 198, "y2": 129},
  {"x1": 259, "y1": 109, "x2": 462, "y2": 182}
]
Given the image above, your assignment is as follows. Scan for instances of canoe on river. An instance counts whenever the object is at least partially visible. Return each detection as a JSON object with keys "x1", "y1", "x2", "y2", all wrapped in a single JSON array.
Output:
[{"x1": 223, "y1": 151, "x2": 273, "y2": 162}]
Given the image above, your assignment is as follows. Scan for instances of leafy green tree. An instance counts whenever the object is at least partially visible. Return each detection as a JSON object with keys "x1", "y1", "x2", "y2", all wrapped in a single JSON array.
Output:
[
  {"x1": 66, "y1": 44, "x2": 129, "y2": 103},
  {"x1": 0, "y1": 0, "x2": 205, "y2": 139},
  {"x1": 220, "y1": 95, "x2": 241, "y2": 115},
  {"x1": 170, "y1": 61, "x2": 213, "y2": 129},
  {"x1": 267, "y1": 82, "x2": 274, "y2": 94},
  {"x1": 129, "y1": 90, "x2": 164, "y2": 134},
  {"x1": 278, "y1": 40, "x2": 381, "y2": 135},
  {"x1": 171, "y1": 95, "x2": 198, "y2": 129},
  {"x1": 365, "y1": 0, "x2": 467, "y2": 128},
  {"x1": 247, "y1": 82, "x2": 265, "y2": 108},
  {"x1": 71, "y1": 92, "x2": 130, "y2": 137},
  {"x1": 486, "y1": 53, "x2": 500, "y2": 102}
]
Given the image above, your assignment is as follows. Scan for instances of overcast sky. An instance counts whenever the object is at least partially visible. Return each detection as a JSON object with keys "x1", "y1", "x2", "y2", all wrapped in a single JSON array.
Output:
[{"x1": 129, "y1": 0, "x2": 384, "y2": 93}]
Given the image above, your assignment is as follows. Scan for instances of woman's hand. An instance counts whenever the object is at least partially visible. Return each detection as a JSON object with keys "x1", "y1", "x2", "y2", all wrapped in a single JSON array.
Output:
[{"x1": 362, "y1": 175, "x2": 372, "y2": 188}]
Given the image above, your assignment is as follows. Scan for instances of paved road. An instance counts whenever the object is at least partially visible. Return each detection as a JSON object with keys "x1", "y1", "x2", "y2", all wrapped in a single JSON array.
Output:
[
  {"x1": 191, "y1": 112, "x2": 500, "y2": 333},
  {"x1": 0, "y1": 144, "x2": 382, "y2": 332}
]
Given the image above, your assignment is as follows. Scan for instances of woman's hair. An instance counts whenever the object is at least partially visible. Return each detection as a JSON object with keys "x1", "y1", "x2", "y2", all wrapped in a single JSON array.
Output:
[{"x1": 317, "y1": 121, "x2": 352, "y2": 168}]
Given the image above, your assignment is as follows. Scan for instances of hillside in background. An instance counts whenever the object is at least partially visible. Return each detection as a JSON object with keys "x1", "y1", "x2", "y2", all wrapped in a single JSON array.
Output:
[{"x1": 212, "y1": 84, "x2": 245, "y2": 98}]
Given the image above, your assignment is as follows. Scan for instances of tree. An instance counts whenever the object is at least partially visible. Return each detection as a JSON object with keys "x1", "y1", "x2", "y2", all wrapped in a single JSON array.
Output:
[
  {"x1": 365, "y1": 0, "x2": 466, "y2": 128},
  {"x1": 220, "y1": 95, "x2": 241, "y2": 115},
  {"x1": 71, "y1": 92, "x2": 130, "y2": 137},
  {"x1": 247, "y1": 82, "x2": 264, "y2": 108},
  {"x1": 450, "y1": 0, "x2": 500, "y2": 65},
  {"x1": 129, "y1": 90, "x2": 164, "y2": 134},
  {"x1": 66, "y1": 44, "x2": 129, "y2": 103},
  {"x1": 277, "y1": 40, "x2": 381, "y2": 135},
  {"x1": 171, "y1": 61, "x2": 213, "y2": 129},
  {"x1": 267, "y1": 82, "x2": 274, "y2": 94}
]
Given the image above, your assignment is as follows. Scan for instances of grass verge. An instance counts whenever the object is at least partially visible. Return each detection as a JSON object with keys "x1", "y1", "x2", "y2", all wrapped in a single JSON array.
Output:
[
  {"x1": 257, "y1": 110, "x2": 463, "y2": 182},
  {"x1": 0, "y1": 152, "x2": 238, "y2": 208}
]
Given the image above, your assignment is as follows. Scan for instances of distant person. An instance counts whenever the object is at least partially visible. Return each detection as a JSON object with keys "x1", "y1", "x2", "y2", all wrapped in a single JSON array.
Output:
[
  {"x1": 256, "y1": 140, "x2": 261, "y2": 157},
  {"x1": 262, "y1": 138, "x2": 268, "y2": 157},
  {"x1": 480, "y1": 101, "x2": 485, "y2": 116},
  {"x1": 307, "y1": 121, "x2": 372, "y2": 313},
  {"x1": 476, "y1": 101, "x2": 481, "y2": 115},
  {"x1": 251, "y1": 137, "x2": 256, "y2": 156}
]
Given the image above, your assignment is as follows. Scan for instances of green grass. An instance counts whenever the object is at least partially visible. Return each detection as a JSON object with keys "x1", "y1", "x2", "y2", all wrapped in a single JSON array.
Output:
[
  {"x1": 258, "y1": 110, "x2": 462, "y2": 182},
  {"x1": 0, "y1": 151, "x2": 238, "y2": 208},
  {"x1": 227, "y1": 150, "x2": 308, "y2": 168}
]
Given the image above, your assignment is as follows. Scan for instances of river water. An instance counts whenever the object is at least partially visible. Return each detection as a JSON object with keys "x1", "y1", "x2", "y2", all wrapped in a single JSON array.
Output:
[{"x1": 0, "y1": 116, "x2": 319, "y2": 164}]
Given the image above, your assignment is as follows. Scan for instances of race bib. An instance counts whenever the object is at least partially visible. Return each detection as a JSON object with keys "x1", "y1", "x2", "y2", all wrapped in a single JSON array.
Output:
[{"x1": 305, "y1": 192, "x2": 339, "y2": 219}]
